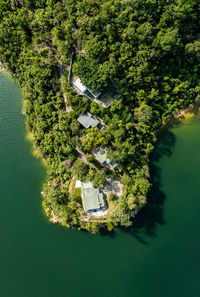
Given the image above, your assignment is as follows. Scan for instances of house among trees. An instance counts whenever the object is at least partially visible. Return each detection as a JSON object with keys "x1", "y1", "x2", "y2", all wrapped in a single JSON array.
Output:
[
  {"x1": 73, "y1": 78, "x2": 101, "y2": 101},
  {"x1": 77, "y1": 112, "x2": 102, "y2": 129},
  {"x1": 73, "y1": 78, "x2": 87, "y2": 93},
  {"x1": 75, "y1": 180, "x2": 107, "y2": 216},
  {"x1": 93, "y1": 147, "x2": 118, "y2": 170},
  {"x1": 72, "y1": 77, "x2": 114, "y2": 108}
]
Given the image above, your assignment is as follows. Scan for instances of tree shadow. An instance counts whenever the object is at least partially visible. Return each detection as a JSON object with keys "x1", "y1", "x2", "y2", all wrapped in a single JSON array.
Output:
[
  {"x1": 152, "y1": 127, "x2": 176, "y2": 162},
  {"x1": 118, "y1": 128, "x2": 176, "y2": 243},
  {"x1": 99, "y1": 227, "x2": 116, "y2": 238}
]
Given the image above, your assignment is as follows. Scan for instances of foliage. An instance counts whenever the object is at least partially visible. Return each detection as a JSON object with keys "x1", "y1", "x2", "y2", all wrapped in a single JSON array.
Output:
[{"x1": 1, "y1": 0, "x2": 200, "y2": 232}]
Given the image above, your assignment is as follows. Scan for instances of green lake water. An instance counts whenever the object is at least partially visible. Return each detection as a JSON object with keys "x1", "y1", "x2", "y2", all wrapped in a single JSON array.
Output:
[{"x1": 1, "y1": 72, "x2": 200, "y2": 297}]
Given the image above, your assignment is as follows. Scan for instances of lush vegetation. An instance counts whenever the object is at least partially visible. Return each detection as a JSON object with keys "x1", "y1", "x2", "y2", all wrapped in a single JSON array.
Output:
[{"x1": 0, "y1": 0, "x2": 200, "y2": 233}]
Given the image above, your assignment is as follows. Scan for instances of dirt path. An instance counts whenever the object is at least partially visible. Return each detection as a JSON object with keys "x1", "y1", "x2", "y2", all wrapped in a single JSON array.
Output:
[
  {"x1": 102, "y1": 177, "x2": 123, "y2": 197},
  {"x1": 75, "y1": 146, "x2": 91, "y2": 165},
  {"x1": 63, "y1": 94, "x2": 73, "y2": 112}
]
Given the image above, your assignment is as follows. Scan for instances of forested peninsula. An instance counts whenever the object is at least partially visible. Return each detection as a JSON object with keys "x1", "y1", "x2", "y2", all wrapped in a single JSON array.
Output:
[{"x1": 0, "y1": 0, "x2": 200, "y2": 233}]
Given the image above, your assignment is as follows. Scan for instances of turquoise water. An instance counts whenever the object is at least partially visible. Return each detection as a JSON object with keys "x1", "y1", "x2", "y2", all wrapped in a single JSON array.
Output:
[{"x1": 0, "y1": 72, "x2": 200, "y2": 297}]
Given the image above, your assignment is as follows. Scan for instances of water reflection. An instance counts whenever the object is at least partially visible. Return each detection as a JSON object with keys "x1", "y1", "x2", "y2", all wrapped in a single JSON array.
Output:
[{"x1": 118, "y1": 128, "x2": 176, "y2": 243}]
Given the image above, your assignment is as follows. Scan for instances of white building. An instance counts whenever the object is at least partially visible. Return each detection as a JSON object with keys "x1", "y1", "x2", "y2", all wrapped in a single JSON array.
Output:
[{"x1": 73, "y1": 78, "x2": 87, "y2": 93}]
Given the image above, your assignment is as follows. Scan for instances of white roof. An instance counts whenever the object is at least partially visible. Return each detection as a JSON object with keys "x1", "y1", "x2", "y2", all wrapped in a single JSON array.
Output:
[
  {"x1": 73, "y1": 78, "x2": 87, "y2": 93},
  {"x1": 75, "y1": 180, "x2": 82, "y2": 188}
]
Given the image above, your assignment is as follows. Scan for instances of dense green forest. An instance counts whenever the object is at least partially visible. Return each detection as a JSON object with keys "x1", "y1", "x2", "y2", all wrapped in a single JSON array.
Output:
[{"x1": 0, "y1": 0, "x2": 200, "y2": 232}]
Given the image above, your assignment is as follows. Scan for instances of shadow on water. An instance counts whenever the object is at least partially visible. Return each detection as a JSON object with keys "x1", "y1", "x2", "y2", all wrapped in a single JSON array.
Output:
[
  {"x1": 118, "y1": 128, "x2": 176, "y2": 243},
  {"x1": 151, "y1": 127, "x2": 177, "y2": 162}
]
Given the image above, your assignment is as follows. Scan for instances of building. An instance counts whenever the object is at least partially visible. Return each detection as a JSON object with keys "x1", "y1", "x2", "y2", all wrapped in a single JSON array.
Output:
[
  {"x1": 77, "y1": 112, "x2": 102, "y2": 129},
  {"x1": 73, "y1": 78, "x2": 95, "y2": 100},
  {"x1": 73, "y1": 78, "x2": 87, "y2": 93},
  {"x1": 72, "y1": 77, "x2": 116, "y2": 108},
  {"x1": 75, "y1": 180, "x2": 107, "y2": 216},
  {"x1": 93, "y1": 147, "x2": 118, "y2": 170},
  {"x1": 73, "y1": 78, "x2": 102, "y2": 99}
]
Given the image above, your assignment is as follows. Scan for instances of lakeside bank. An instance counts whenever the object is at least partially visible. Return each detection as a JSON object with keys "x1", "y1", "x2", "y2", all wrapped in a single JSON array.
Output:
[
  {"x1": 1, "y1": 72, "x2": 200, "y2": 297},
  {"x1": 1, "y1": 57, "x2": 200, "y2": 232},
  {"x1": 160, "y1": 100, "x2": 200, "y2": 130}
]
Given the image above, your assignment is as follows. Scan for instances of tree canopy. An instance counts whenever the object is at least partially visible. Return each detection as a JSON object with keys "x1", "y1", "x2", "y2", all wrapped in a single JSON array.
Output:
[{"x1": 0, "y1": 0, "x2": 200, "y2": 232}]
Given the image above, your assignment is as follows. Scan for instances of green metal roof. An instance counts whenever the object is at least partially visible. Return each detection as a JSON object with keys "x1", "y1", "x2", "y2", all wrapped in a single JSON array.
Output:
[
  {"x1": 93, "y1": 147, "x2": 118, "y2": 169},
  {"x1": 94, "y1": 148, "x2": 107, "y2": 164},
  {"x1": 80, "y1": 182, "x2": 105, "y2": 212}
]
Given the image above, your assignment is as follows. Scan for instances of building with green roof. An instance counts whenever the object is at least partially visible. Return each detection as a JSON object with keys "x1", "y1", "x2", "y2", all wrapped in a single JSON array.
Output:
[
  {"x1": 75, "y1": 181, "x2": 106, "y2": 215},
  {"x1": 93, "y1": 147, "x2": 118, "y2": 170}
]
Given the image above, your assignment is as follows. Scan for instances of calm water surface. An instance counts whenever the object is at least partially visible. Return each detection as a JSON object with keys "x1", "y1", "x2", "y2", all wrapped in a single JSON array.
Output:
[{"x1": 0, "y1": 72, "x2": 200, "y2": 297}]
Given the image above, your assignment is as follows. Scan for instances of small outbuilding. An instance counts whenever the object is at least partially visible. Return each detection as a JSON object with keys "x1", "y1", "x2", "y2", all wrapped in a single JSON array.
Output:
[
  {"x1": 77, "y1": 112, "x2": 102, "y2": 129},
  {"x1": 93, "y1": 147, "x2": 118, "y2": 170}
]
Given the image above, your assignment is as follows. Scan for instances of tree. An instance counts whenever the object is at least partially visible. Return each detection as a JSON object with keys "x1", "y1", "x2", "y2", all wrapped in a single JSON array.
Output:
[
  {"x1": 158, "y1": 29, "x2": 181, "y2": 53},
  {"x1": 93, "y1": 171, "x2": 106, "y2": 188},
  {"x1": 71, "y1": 160, "x2": 89, "y2": 180},
  {"x1": 135, "y1": 103, "x2": 153, "y2": 123}
]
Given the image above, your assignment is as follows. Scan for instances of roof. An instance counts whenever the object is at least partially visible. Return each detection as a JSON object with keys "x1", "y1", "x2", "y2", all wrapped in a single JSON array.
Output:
[
  {"x1": 77, "y1": 112, "x2": 100, "y2": 129},
  {"x1": 73, "y1": 78, "x2": 87, "y2": 93},
  {"x1": 78, "y1": 181, "x2": 105, "y2": 212},
  {"x1": 94, "y1": 92, "x2": 101, "y2": 99},
  {"x1": 93, "y1": 147, "x2": 118, "y2": 170}
]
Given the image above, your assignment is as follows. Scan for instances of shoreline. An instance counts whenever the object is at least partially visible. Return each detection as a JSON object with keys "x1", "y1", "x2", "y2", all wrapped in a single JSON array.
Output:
[
  {"x1": 26, "y1": 131, "x2": 48, "y2": 168},
  {"x1": 2, "y1": 63, "x2": 200, "y2": 230},
  {"x1": 160, "y1": 100, "x2": 200, "y2": 131}
]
